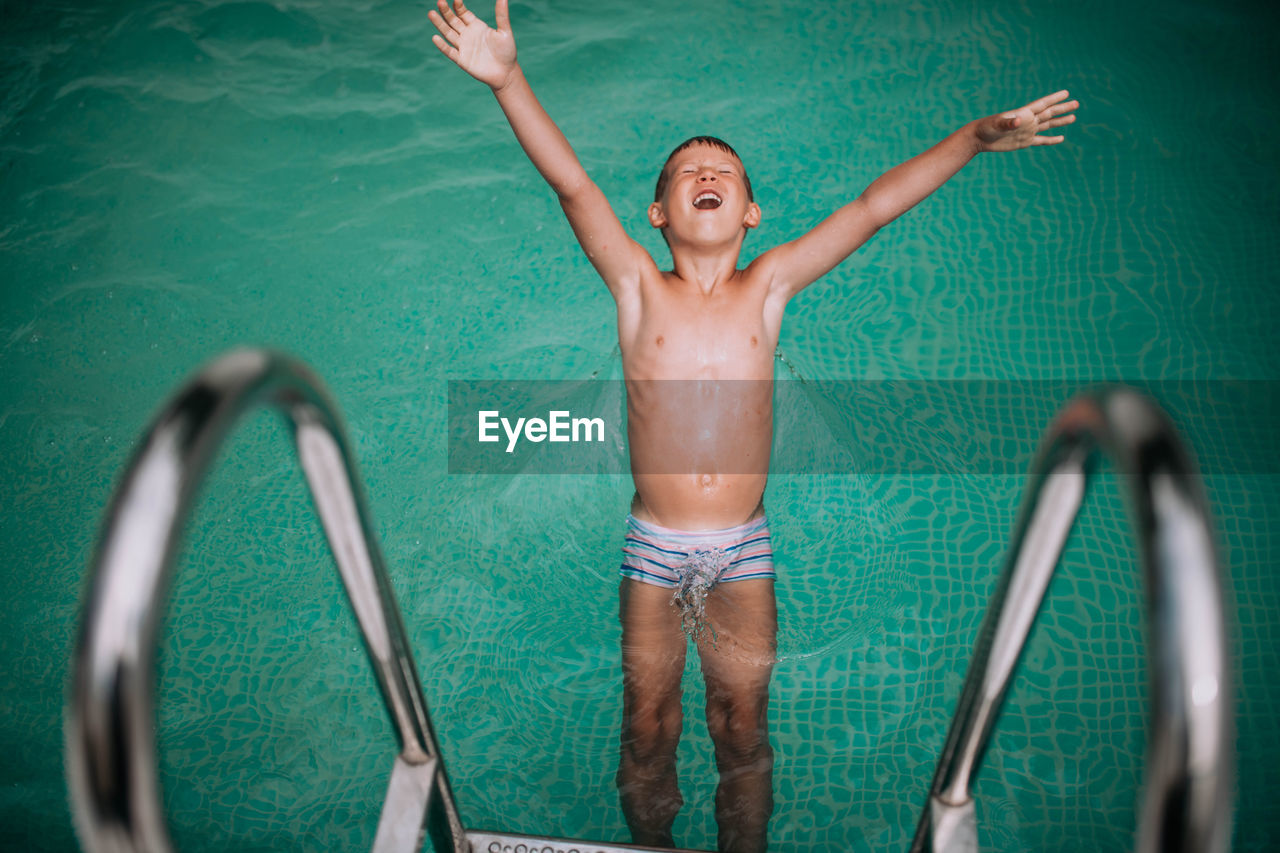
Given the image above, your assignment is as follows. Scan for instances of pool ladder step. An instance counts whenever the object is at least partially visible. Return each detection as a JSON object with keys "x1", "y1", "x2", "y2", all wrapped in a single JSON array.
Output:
[
  {"x1": 466, "y1": 833, "x2": 704, "y2": 853},
  {"x1": 66, "y1": 349, "x2": 1233, "y2": 853}
]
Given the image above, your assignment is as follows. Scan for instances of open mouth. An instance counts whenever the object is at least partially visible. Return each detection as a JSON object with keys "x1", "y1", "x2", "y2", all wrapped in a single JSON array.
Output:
[{"x1": 693, "y1": 191, "x2": 722, "y2": 210}]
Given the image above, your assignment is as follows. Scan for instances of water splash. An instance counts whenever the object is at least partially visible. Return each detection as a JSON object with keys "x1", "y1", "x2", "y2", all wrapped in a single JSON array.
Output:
[{"x1": 671, "y1": 545, "x2": 729, "y2": 644}]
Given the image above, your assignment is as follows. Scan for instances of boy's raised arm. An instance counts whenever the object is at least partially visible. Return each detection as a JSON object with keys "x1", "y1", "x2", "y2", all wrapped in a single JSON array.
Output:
[
  {"x1": 429, "y1": 0, "x2": 648, "y2": 297},
  {"x1": 757, "y1": 91, "x2": 1079, "y2": 301}
]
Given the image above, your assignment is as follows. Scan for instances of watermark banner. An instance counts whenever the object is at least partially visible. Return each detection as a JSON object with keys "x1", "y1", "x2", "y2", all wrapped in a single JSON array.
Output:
[{"x1": 447, "y1": 380, "x2": 1278, "y2": 475}]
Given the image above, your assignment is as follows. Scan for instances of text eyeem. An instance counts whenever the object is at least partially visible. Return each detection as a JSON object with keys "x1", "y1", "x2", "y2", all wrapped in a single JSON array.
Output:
[{"x1": 478, "y1": 410, "x2": 606, "y2": 453}]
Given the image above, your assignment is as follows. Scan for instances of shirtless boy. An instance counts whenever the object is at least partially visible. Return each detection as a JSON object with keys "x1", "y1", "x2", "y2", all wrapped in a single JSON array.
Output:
[{"x1": 430, "y1": 2, "x2": 1077, "y2": 850}]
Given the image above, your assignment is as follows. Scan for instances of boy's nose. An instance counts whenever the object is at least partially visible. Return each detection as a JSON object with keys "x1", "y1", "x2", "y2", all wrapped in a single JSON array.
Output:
[{"x1": 698, "y1": 172, "x2": 716, "y2": 181}]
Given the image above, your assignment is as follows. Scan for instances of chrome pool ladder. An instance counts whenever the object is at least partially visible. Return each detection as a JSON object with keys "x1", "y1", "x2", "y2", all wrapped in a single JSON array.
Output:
[
  {"x1": 65, "y1": 350, "x2": 468, "y2": 853},
  {"x1": 912, "y1": 388, "x2": 1233, "y2": 853}
]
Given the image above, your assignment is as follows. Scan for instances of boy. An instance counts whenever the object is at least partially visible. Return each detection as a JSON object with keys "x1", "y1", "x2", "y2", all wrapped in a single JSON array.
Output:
[{"x1": 429, "y1": 2, "x2": 1077, "y2": 850}]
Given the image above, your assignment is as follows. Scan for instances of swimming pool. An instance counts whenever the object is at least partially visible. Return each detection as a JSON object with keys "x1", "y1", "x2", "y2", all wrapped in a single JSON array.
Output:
[{"x1": 2, "y1": 0, "x2": 1277, "y2": 850}]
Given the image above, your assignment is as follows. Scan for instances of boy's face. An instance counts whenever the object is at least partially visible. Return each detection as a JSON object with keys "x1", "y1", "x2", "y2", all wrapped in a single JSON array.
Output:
[{"x1": 649, "y1": 143, "x2": 760, "y2": 246}]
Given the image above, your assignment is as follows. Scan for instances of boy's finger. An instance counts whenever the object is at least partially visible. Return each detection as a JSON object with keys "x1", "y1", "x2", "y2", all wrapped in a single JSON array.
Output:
[
  {"x1": 1032, "y1": 134, "x2": 1066, "y2": 145},
  {"x1": 1027, "y1": 89, "x2": 1069, "y2": 113},
  {"x1": 495, "y1": 0, "x2": 511, "y2": 33},
  {"x1": 1044, "y1": 99, "x2": 1079, "y2": 118},
  {"x1": 437, "y1": 0, "x2": 462, "y2": 29},
  {"x1": 431, "y1": 34, "x2": 460, "y2": 62},
  {"x1": 427, "y1": 9, "x2": 458, "y2": 40}
]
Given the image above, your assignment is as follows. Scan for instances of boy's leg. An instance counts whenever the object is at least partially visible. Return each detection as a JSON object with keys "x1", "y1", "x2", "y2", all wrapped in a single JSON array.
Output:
[
  {"x1": 697, "y1": 578, "x2": 777, "y2": 853},
  {"x1": 617, "y1": 578, "x2": 688, "y2": 847}
]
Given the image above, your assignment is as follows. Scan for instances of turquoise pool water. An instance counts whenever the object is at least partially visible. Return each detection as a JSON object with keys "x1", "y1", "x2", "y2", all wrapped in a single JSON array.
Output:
[{"x1": 2, "y1": 0, "x2": 1277, "y2": 850}]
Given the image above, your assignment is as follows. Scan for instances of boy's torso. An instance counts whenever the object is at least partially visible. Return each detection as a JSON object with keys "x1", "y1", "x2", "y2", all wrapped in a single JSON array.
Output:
[{"x1": 616, "y1": 263, "x2": 786, "y2": 531}]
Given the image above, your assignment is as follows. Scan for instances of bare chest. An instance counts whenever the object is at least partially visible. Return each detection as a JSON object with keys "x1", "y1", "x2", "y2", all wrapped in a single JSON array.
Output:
[{"x1": 619, "y1": 274, "x2": 778, "y2": 380}]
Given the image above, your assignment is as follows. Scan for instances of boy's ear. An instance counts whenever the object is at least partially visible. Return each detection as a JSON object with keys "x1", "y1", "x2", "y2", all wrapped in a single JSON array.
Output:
[
  {"x1": 648, "y1": 201, "x2": 668, "y2": 229},
  {"x1": 744, "y1": 202, "x2": 762, "y2": 229}
]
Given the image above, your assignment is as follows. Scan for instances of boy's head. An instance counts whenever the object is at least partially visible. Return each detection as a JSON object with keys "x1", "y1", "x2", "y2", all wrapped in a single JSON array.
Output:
[
  {"x1": 654, "y1": 136, "x2": 753, "y2": 203},
  {"x1": 650, "y1": 136, "x2": 760, "y2": 247}
]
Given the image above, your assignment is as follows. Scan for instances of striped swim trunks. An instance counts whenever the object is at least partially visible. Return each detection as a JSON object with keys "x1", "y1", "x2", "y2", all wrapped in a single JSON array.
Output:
[
  {"x1": 619, "y1": 513, "x2": 776, "y2": 588},
  {"x1": 620, "y1": 513, "x2": 775, "y2": 640}
]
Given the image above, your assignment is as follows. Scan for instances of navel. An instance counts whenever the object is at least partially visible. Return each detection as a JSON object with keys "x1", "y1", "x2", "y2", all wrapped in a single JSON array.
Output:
[
  {"x1": 656, "y1": 335, "x2": 664, "y2": 347},
  {"x1": 750, "y1": 335, "x2": 758, "y2": 347}
]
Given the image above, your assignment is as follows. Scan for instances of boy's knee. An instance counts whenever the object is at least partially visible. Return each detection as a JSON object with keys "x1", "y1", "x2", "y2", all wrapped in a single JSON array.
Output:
[
  {"x1": 706, "y1": 696, "x2": 770, "y2": 763},
  {"x1": 622, "y1": 702, "x2": 683, "y2": 763}
]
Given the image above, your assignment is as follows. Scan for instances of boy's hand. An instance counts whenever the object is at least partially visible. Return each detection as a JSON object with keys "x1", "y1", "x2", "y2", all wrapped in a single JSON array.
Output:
[
  {"x1": 975, "y1": 90, "x2": 1079, "y2": 152},
  {"x1": 429, "y1": 0, "x2": 517, "y2": 90}
]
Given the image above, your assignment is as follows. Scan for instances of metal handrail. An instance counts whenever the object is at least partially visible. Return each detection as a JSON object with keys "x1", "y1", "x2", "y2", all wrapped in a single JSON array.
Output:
[
  {"x1": 65, "y1": 349, "x2": 466, "y2": 853},
  {"x1": 912, "y1": 387, "x2": 1233, "y2": 852}
]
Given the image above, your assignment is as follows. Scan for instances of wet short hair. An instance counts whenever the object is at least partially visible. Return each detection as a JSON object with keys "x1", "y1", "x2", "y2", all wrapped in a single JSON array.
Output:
[{"x1": 654, "y1": 136, "x2": 753, "y2": 203}]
